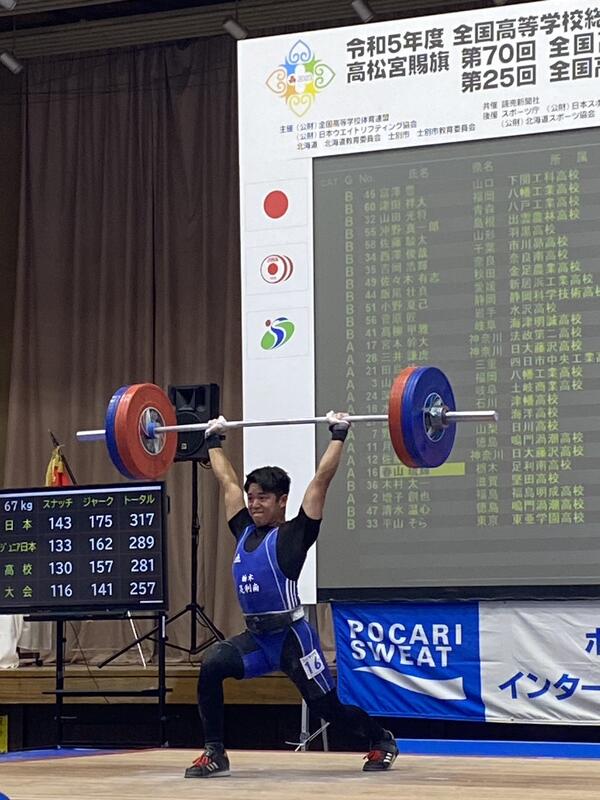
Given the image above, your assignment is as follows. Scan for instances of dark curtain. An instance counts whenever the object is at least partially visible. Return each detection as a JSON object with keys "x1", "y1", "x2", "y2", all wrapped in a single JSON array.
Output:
[
  {"x1": 5, "y1": 37, "x2": 245, "y2": 661},
  {"x1": 0, "y1": 69, "x2": 21, "y2": 486}
]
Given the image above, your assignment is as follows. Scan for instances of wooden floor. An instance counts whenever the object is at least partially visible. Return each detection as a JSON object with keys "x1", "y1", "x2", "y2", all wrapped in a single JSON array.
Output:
[{"x1": 2, "y1": 748, "x2": 600, "y2": 800}]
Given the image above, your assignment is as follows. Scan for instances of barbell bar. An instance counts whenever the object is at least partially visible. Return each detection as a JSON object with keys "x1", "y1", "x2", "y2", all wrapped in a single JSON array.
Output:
[
  {"x1": 76, "y1": 366, "x2": 498, "y2": 480},
  {"x1": 77, "y1": 410, "x2": 495, "y2": 441}
]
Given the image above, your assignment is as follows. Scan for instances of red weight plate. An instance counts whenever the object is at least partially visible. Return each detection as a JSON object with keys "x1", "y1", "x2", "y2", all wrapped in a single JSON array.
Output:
[
  {"x1": 388, "y1": 366, "x2": 420, "y2": 468},
  {"x1": 114, "y1": 384, "x2": 177, "y2": 479}
]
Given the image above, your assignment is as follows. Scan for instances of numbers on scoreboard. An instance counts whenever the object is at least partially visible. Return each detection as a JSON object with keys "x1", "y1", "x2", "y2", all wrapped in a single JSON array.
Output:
[
  {"x1": 129, "y1": 581, "x2": 156, "y2": 596},
  {"x1": 89, "y1": 559, "x2": 114, "y2": 574},
  {"x1": 130, "y1": 558, "x2": 155, "y2": 573},
  {"x1": 129, "y1": 512, "x2": 155, "y2": 527},
  {"x1": 91, "y1": 582, "x2": 113, "y2": 597},
  {"x1": 88, "y1": 514, "x2": 113, "y2": 528},
  {"x1": 49, "y1": 561, "x2": 73, "y2": 575},
  {"x1": 49, "y1": 538, "x2": 73, "y2": 553},
  {"x1": 4, "y1": 499, "x2": 32, "y2": 512},
  {"x1": 48, "y1": 516, "x2": 72, "y2": 530},
  {"x1": 50, "y1": 583, "x2": 73, "y2": 598},
  {"x1": 88, "y1": 536, "x2": 114, "y2": 551},
  {"x1": 128, "y1": 534, "x2": 155, "y2": 550},
  {"x1": 0, "y1": 486, "x2": 164, "y2": 608}
]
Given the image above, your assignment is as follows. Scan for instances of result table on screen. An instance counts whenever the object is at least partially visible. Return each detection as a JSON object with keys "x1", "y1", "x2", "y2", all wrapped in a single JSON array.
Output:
[{"x1": 314, "y1": 128, "x2": 600, "y2": 598}]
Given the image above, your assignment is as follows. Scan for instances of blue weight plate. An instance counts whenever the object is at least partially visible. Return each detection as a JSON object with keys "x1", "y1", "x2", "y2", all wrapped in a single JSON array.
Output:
[
  {"x1": 105, "y1": 385, "x2": 136, "y2": 479},
  {"x1": 400, "y1": 366, "x2": 456, "y2": 469}
]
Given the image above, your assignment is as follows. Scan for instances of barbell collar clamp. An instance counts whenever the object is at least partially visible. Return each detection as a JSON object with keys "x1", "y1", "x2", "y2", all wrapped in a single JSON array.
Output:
[{"x1": 429, "y1": 408, "x2": 499, "y2": 430}]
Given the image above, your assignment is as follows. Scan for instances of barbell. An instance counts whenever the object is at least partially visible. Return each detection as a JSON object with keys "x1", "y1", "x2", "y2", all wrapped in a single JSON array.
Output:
[{"x1": 76, "y1": 366, "x2": 498, "y2": 480}]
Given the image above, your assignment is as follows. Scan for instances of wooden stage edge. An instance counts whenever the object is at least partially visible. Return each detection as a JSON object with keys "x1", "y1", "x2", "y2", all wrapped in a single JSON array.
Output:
[
  {"x1": 3, "y1": 748, "x2": 600, "y2": 800},
  {"x1": 1, "y1": 664, "x2": 301, "y2": 705}
]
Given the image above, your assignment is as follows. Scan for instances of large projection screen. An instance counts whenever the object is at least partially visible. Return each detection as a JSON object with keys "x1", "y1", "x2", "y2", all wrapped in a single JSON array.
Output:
[
  {"x1": 313, "y1": 128, "x2": 600, "y2": 600},
  {"x1": 238, "y1": 0, "x2": 600, "y2": 603}
]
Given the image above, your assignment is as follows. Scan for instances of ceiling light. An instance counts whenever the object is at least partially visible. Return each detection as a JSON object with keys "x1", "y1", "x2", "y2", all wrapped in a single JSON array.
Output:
[
  {"x1": 0, "y1": 0, "x2": 17, "y2": 11},
  {"x1": 223, "y1": 17, "x2": 249, "y2": 40},
  {"x1": 351, "y1": 0, "x2": 375, "y2": 23},
  {"x1": 0, "y1": 50, "x2": 23, "y2": 74}
]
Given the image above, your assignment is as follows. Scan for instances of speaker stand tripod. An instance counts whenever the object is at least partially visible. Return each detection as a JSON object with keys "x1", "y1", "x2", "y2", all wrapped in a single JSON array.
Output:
[
  {"x1": 164, "y1": 459, "x2": 224, "y2": 655},
  {"x1": 100, "y1": 459, "x2": 223, "y2": 667}
]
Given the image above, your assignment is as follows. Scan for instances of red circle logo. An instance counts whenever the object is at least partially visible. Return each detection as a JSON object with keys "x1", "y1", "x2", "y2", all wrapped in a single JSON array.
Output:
[
  {"x1": 260, "y1": 254, "x2": 294, "y2": 284},
  {"x1": 263, "y1": 190, "x2": 289, "y2": 219}
]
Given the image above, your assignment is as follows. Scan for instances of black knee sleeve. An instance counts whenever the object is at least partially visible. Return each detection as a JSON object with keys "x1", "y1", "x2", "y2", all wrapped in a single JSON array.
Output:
[{"x1": 198, "y1": 641, "x2": 244, "y2": 690}]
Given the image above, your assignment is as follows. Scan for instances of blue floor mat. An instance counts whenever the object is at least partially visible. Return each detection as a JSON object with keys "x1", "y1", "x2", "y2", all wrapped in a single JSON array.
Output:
[
  {"x1": 0, "y1": 748, "x2": 124, "y2": 763},
  {"x1": 398, "y1": 738, "x2": 600, "y2": 759}
]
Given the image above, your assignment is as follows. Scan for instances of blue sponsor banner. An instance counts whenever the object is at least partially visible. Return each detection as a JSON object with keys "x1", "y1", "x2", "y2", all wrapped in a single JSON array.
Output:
[{"x1": 332, "y1": 602, "x2": 485, "y2": 721}]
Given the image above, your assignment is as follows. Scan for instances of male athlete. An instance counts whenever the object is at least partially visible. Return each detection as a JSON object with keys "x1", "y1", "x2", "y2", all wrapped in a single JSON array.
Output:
[{"x1": 184, "y1": 411, "x2": 398, "y2": 778}]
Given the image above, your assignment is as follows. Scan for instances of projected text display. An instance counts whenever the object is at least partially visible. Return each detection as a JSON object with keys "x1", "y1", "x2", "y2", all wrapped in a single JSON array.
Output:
[{"x1": 314, "y1": 128, "x2": 600, "y2": 599}]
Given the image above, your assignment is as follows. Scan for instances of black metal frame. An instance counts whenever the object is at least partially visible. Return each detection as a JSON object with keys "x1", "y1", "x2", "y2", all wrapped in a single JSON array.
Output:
[{"x1": 29, "y1": 611, "x2": 170, "y2": 747}]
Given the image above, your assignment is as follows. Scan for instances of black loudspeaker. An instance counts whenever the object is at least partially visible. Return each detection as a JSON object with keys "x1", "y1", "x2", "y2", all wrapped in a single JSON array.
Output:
[{"x1": 168, "y1": 383, "x2": 220, "y2": 462}]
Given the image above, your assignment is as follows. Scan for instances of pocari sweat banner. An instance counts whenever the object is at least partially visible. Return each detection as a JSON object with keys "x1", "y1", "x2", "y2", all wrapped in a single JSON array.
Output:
[{"x1": 332, "y1": 602, "x2": 484, "y2": 720}]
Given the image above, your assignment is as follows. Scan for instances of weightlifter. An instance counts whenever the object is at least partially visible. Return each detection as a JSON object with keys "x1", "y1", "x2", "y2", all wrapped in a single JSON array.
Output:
[{"x1": 184, "y1": 411, "x2": 399, "y2": 778}]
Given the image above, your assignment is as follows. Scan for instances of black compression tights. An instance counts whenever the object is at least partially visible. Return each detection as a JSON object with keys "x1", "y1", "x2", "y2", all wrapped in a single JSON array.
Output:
[{"x1": 197, "y1": 638, "x2": 386, "y2": 747}]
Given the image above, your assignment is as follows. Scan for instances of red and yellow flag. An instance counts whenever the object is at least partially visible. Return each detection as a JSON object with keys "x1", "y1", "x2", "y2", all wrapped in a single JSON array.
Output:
[{"x1": 45, "y1": 446, "x2": 72, "y2": 487}]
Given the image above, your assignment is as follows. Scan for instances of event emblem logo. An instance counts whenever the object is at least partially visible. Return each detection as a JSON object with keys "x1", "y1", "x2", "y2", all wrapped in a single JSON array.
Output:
[
  {"x1": 266, "y1": 40, "x2": 335, "y2": 117},
  {"x1": 261, "y1": 317, "x2": 295, "y2": 350},
  {"x1": 260, "y1": 254, "x2": 294, "y2": 284}
]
